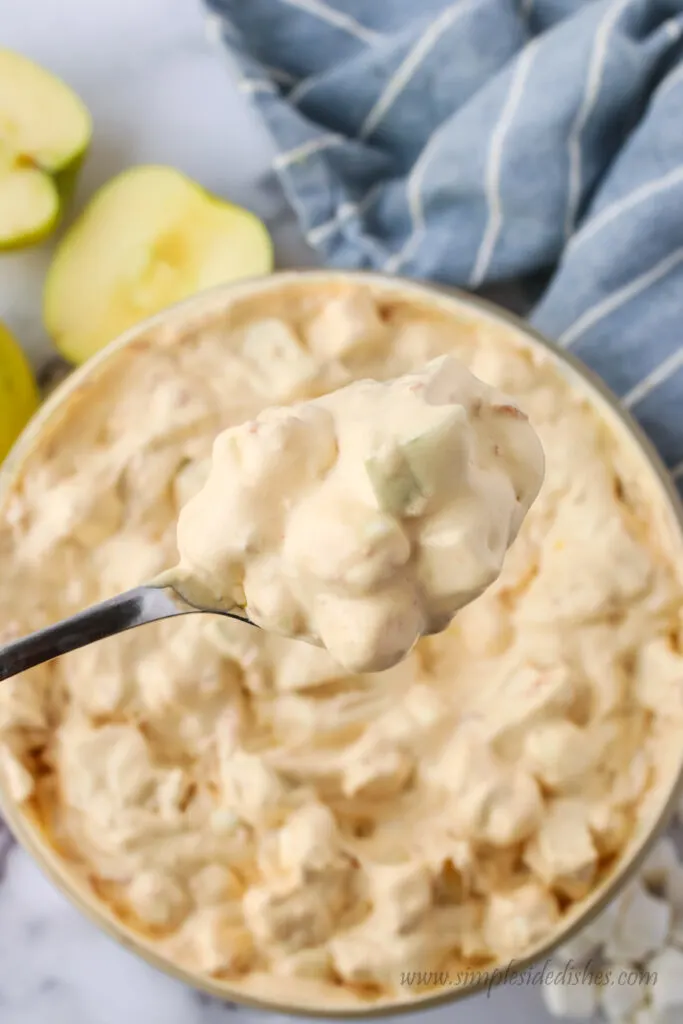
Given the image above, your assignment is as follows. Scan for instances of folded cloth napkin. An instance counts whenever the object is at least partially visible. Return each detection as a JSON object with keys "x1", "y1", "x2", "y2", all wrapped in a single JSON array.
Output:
[{"x1": 205, "y1": 0, "x2": 683, "y2": 479}]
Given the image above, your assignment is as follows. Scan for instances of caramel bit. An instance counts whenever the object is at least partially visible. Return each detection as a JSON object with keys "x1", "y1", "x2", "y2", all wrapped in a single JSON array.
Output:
[
  {"x1": 492, "y1": 403, "x2": 527, "y2": 421},
  {"x1": 668, "y1": 629, "x2": 682, "y2": 654},
  {"x1": 352, "y1": 818, "x2": 375, "y2": 839},
  {"x1": 613, "y1": 474, "x2": 626, "y2": 502}
]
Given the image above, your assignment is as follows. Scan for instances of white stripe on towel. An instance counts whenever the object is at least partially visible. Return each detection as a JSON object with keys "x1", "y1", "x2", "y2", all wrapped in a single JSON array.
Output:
[
  {"x1": 289, "y1": 74, "x2": 323, "y2": 107},
  {"x1": 239, "y1": 79, "x2": 278, "y2": 94},
  {"x1": 560, "y1": 245, "x2": 683, "y2": 348},
  {"x1": 564, "y1": 0, "x2": 630, "y2": 240},
  {"x1": 382, "y1": 113, "x2": 457, "y2": 274},
  {"x1": 256, "y1": 64, "x2": 299, "y2": 86},
  {"x1": 665, "y1": 18, "x2": 683, "y2": 42},
  {"x1": 359, "y1": 0, "x2": 473, "y2": 140},
  {"x1": 657, "y1": 62, "x2": 683, "y2": 102},
  {"x1": 468, "y1": 40, "x2": 539, "y2": 288},
  {"x1": 567, "y1": 166, "x2": 683, "y2": 253},
  {"x1": 273, "y1": 133, "x2": 344, "y2": 169},
  {"x1": 307, "y1": 183, "x2": 385, "y2": 245},
  {"x1": 278, "y1": 0, "x2": 382, "y2": 45},
  {"x1": 622, "y1": 347, "x2": 683, "y2": 409}
]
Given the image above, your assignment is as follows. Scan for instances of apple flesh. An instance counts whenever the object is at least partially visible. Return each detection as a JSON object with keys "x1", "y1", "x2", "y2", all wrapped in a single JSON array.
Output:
[
  {"x1": 0, "y1": 50, "x2": 91, "y2": 249},
  {"x1": 44, "y1": 165, "x2": 275, "y2": 365},
  {"x1": 0, "y1": 321, "x2": 40, "y2": 463}
]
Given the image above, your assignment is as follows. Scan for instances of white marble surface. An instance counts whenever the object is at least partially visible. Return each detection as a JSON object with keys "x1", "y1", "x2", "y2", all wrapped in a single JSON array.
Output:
[{"x1": 0, "y1": 2, "x2": 558, "y2": 1022}]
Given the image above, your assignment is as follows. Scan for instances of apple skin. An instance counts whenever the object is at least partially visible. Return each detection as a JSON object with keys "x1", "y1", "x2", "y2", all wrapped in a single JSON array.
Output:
[
  {"x1": 0, "y1": 175, "x2": 60, "y2": 252},
  {"x1": 0, "y1": 151, "x2": 89, "y2": 252},
  {"x1": 53, "y1": 148, "x2": 88, "y2": 207},
  {"x1": 0, "y1": 321, "x2": 40, "y2": 464}
]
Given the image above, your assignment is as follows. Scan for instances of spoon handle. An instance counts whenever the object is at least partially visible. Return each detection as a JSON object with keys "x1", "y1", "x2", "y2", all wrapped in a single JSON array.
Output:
[{"x1": 0, "y1": 586, "x2": 188, "y2": 683}]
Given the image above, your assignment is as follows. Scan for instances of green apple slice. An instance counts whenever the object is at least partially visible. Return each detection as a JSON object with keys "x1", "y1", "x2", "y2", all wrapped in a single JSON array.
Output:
[
  {"x1": 365, "y1": 408, "x2": 467, "y2": 518},
  {"x1": 44, "y1": 165, "x2": 275, "y2": 365},
  {"x1": 365, "y1": 445, "x2": 427, "y2": 518},
  {"x1": 0, "y1": 50, "x2": 91, "y2": 249}
]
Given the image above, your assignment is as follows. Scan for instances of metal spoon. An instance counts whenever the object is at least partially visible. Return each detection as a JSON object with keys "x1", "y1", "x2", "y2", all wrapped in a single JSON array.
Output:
[{"x1": 0, "y1": 575, "x2": 254, "y2": 683}]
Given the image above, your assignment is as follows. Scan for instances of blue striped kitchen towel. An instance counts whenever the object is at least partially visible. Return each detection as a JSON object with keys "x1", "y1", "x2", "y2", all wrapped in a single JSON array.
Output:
[{"x1": 205, "y1": 0, "x2": 683, "y2": 478}]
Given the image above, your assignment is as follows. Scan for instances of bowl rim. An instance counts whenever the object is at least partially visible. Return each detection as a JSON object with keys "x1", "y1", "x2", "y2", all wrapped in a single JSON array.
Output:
[{"x1": 2, "y1": 268, "x2": 683, "y2": 1018}]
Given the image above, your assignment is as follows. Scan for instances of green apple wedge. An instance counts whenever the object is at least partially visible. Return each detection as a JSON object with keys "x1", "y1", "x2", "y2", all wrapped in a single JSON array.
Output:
[
  {"x1": 0, "y1": 50, "x2": 91, "y2": 249},
  {"x1": 0, "y1": 320, "x2": 40, "y2": 463},
  {"x1": 44, "y1": 165, "x2": 275, "y2": 365}
]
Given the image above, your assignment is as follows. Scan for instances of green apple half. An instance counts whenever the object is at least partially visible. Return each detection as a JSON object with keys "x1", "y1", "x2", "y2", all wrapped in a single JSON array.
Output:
[
  {"x1": 44, "y1": 165, "x2": 275, "y2": 365},
  {"x1": 0, "y1": 50, "x2": 92, "y2": 249}
]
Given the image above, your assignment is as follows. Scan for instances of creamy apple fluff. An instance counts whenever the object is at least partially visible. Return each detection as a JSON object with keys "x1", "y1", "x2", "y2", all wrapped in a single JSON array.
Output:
[
  {"x1": 0, "y1": 276, "x2": 682, "y2": 1012},
  {"x1": 176, "y1": 354, "x2": 544, "y2": 672}
]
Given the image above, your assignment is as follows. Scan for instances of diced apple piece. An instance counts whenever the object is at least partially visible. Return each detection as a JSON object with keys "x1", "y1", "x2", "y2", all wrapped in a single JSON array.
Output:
[
  {"x1": 524, "y1": 800, "x2": 598, "y2": 899},
  {"x1": 43, "y1": 165, "x2": 273, "y2": 365},
  {"x1": 485, "y1": 663, "x2": 578, "y2": 758},
  {"x1": 240, "y1": 318, "x2": 317, "y2": 400},
  {"x1": 365, "y1": 444, "x2": 425, "y2": 518},
  {"x1": 307, "y1": 287, "x2": 385, "y2": 360},
  {"x1": 418, "y1": 521, "x2": 483, "y2": 597},
  {"x1": 0, "y1": 50, "x2": 91, "y2": 248},
  {"x1": 523, "y1": 720, "x2": 594, "y2": 792},
  {"x1": 401, "y1": 406, "x2": 467, "y2": 498},
  {"x1": 365, "y1": 406, "x2": 468, "y2": 518},
  {"x1": 483, "y1": 883, "x2": 559, "y2": 958},
  {"x1": 416, "y1": 507, "x2": 501, "y2": 618},
  {"x1": 0, "y1": 320, "x2": 40, "y2": 462}
]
